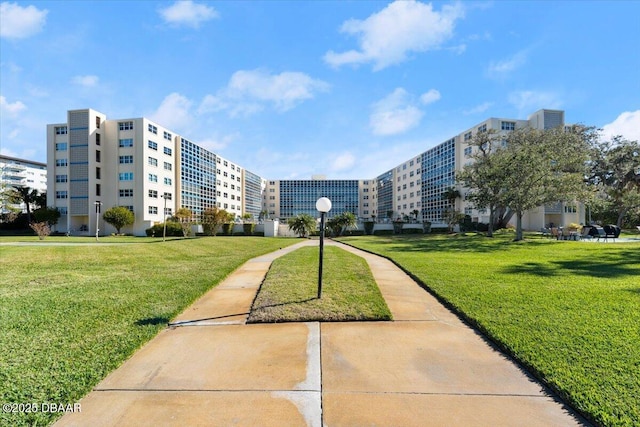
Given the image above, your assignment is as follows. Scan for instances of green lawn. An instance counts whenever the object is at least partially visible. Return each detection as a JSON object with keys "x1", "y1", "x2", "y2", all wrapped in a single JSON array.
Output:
[
  {"x1": 248, "y1": 246, "x2": 392, "y2": 323},
  {"x1": 338, "y1": 233, "x2": 640, "y2": 427},
  {"x1": 0, "y1": 236, "x2": 297, "y2": 427}
]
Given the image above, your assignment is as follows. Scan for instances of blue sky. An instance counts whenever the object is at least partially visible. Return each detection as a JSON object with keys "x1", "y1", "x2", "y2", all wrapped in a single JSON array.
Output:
[{"x1": 1, "y1": 0, "x2": 639, "y2": 179}]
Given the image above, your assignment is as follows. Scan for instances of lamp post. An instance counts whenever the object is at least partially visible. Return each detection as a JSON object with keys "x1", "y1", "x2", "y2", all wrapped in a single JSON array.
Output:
[
  {"x1": 316, "y1": 197, "x2": 332, "y2": 299},
  {"x1": 161, "y1": 193, "x2": 168, "y2": 242},
  {"x1": 94, "y1": 201, "x2": 101, "y2": 242}
]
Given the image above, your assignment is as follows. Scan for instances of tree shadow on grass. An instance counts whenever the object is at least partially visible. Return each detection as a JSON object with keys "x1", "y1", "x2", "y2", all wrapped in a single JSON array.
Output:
[
  {"x1": 502, "y1": 249, "x2": 640, "y2": 279},
  {"x1": 347, "y1": 233, "x2": 555, "y2": 255},
  {"x1": 135, "y1": 316, "x2": 169, "y2": 326},
  {"x1": 252, "y1": 298, "x2": 317, "y2": 311}
]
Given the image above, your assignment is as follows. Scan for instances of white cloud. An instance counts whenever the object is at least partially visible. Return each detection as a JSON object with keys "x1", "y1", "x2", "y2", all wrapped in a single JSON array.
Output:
[
  {"x1": 150, "y1": 92, "x2": 193, "y2": 130},
  {"x1": 600, "y1": 110, "x2": 640, "y2": 142},
  {"x1": 324, "y1": 0, "x2": 464, "y2": 70},
  {"x1": 203, "y1": 69, "x2": 329, "y2": 117},
  {"x1": 197, "y1": 133, "x2": 239, "y2": 152},
  {"x1": 71, "y1": 75, "x2": 99, "y2": 87},
  {"x1": 508, "y1": 90, "x2": 562, "y2": 113},
  {"x1": 420, "y1": 89, "x2": 441, "y2": 105},
  {"x1": 370, "y1": 88, "x2": 424, "y2": 136},
  {"x1": 463, "y1": 102, "x2": 493, "y2": 115},
  {"x1": 331, "y1": 152, "x2": 356, "y2": 171},
  {"x1": 0, "y1": 2, "x2": 48, "y2": 39},
  {"x1": 0, "y1": 95, "x2": 27, "y2": 116},
  {"x1": 487, "y1": 50, "x2": 528, "y2": 77},
  {"x1": 159, "y1": 1, "x2": 219, "y2": 29}
]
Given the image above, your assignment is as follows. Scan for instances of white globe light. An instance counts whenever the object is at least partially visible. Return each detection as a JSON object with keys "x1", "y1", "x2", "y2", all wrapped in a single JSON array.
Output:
[{"x1": 316, "y1": 197, "x2": 332, "y2": 213}]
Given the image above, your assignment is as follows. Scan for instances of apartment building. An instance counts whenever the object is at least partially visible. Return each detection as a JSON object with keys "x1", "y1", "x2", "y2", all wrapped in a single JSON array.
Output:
[
  {"x1": 1, "y1": 155, "x2": 47, "y2": 214},
  {"x1": 47, "y1": 109, "x2": 258, "y2": 236},
  {"x1": 47, "y1": 107, "x2": 583, "y2": 236}
]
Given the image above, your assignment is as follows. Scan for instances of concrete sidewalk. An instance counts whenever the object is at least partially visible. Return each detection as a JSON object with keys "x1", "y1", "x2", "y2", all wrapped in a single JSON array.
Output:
[{"x1": 55, "y1": 240, "x2": 588, "y2": 427}]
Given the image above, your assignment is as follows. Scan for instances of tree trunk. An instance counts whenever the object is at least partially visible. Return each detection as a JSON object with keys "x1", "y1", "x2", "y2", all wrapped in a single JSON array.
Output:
[
  {"x1": 514, "y1": 211, "x2": 523, "y2": 241},
  {"x1": 616, "y1": 208, "x2": 626, "y2": 228},
  {"x1": 487, "y1": 204, "x2": 494, "y2": 237}
]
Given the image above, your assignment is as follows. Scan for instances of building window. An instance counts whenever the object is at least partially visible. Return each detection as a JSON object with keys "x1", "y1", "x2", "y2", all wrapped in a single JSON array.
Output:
[
  {"x1": 59, "y1": 207, "x2": 68, "y2": 215},
  {"x1": 56, "y1": 143, "x2": 67, "y2": 151},
  {"x1": 119, "y1": 189, "x2": 133, "y2": 197},
  {"x1": 119, "y1": 138, "x2": 134, "y2": 147},
  {"x1": 464, "y1": 147, "x2": 472, "y2": 157},
  {"x1": 148, "y1": 124, "x2": 157, "y2": 134},
  {"x1": 164, "y1": 162, "x2": 172, "y2": 171},
  {"x1": 477, "y1": 124, "x2": 487, "y2": 133},
  {"x1": 95, "y1": 133, "x2": 101, "y2": 145},
  {"x1": 148, "y1": 174, "x2": 158, "y2": 183},
  {"x1": 119, "y1": 121, "x2": 134, "y2": 131},
  {"x1": 164, "y1": 177, "x2": 172, "y2": 185},
  {"x1": 149, "y1": 206, "x2": 158, "y2": 214},
  {"x1": 148, "y1": 157, "x2": 158, "y2": 166},
  {"x1": 163, "y1": 147, "x2": 172, "y2": 156},
  {"x1": 96, "y1": 184, "x2": 101, "y2": 196},
  {"x1": 163, "y1": 131, "x2": 172, "y2": 140},
  {"x1": 119, "y1": 155, "x2": 134, "y2": 164},
  {"x1": 464, "y1": 131, "x2": 472, "y2": 141},
  {"x1": 163, "y1": 192, "x2": 172, "y2": 200},
  {"x1": 501, "y1": 121, "x2": 516, "y2": 131},
  {"x1": 164, "y1": 207, "x2": 172, "y2": 216},
  {"x1": 96, "y1": 167, "x2": 101, "y2": 179},
  {"x1": 56, "y1": 159, "x2": 68, "y2": 167},
  {"x1": 95, "y1": 116, "x2": 101, "y2": 129},
  {"x1": 56, "y1": 191, "x2": 68, "y2": 199},
  {"x1": 149, "y1": 190, "x2": 158, "y2": 198},
  {"x1": 119, "y1": 172, "x2": 134, "y2": 181},
  {"x1": 148, "y1": 140, "x2": 158, "y2": 150},
  {"x1": 55, "y1": 126, "x2": 68, "y2": 135},
  {"x1": 96, "y1": 150, "x2": 101, "y2": 162},
  {"x1": 55, "y1": 174, "x2": 67, "y2": 183}
]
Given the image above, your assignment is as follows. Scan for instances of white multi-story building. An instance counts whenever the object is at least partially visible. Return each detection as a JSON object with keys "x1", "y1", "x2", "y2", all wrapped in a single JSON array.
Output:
[
  {"x1": 47, "y1": 109, "x2": 260, "y2": 236},
  {"x1": 47, "y1": 107, "x2": 584, "y2": 235},
  {"x1": 1, "y1": 155, "x2": 47, "y2": 214}
]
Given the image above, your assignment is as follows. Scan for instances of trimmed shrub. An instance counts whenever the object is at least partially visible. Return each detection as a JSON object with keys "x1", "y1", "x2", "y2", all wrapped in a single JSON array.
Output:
[
  {"x1": 430, "y1": 227, "x2": 449, "y2": 234},
  {"x1": 364, "y1": 221, "x2": 375, "y2": 235},
  {"x1": 222, "y1": 223, "x2": 233, "y2": 235},
  {"x1": 243, "y1": 223, "x2": 256, "y2": 236},
  {"x1": 393, "y1": 222, "x2": 404, "y2": 234},
  {"x1": 373, "y1": 229, "x2": 394, "y2": 236},
  {"x1": 401, "y1": 227, "x2": 423, "y2": 234},
  {"x1": 145, "y1": 222, "x2": 183, "y2": 237}
]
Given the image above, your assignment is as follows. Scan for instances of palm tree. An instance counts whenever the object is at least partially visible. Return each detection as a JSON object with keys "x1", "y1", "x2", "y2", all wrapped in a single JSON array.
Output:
[
  {"x1": 287, "y1": 213, "x2": 316, "y2": 238},
  {"x1": 9, "y1": 186, "x2": 39, "y2": 224},
  {"x1": 441, "y1": 187, "x2": 461, "y2": 208},
  {"x1": 441, "y1": 187, "x2": 462, "y2": 233}
]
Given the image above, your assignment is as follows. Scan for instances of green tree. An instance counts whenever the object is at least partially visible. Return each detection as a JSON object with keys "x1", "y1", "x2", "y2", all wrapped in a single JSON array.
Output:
[
  {"x1": 8, "y1": 186, "x2": 39, "y2": 223},
  {"x1": 287, "y1": 213, "x2": 317, "y2": 238},
  {"x1": 500, "y1": 126, "x2": 591, "y2": 241},
  {"x1": 174, "y1": 207, "x2": 193, "y2": 237},
  {"x1": 202, "y1": 206, "x2": 230, "y2": 236},
  {"x1": 327, "y1": 211, "x2": 357, "y2": 236},
  {"x1": 33, "y1": 207, "x2": 61, "y2": 227},
  {"x1": 457, "y1": 129, "x2": 511, "y2": 237},
  {"x1": 441, "y1": 187, "x2": 462, "y2": 233},
  {"x1": 103, "y1": 206, "x2": 135, "y2": 234},
  {"x1": 586, "y1": 136, "x2": 640, "y2": 227}
]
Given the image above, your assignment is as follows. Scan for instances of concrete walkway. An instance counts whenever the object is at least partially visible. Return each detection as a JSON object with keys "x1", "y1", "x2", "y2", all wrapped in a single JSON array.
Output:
[{"x1": 55, "y1": 240, "x2": 588, "y2": 427}]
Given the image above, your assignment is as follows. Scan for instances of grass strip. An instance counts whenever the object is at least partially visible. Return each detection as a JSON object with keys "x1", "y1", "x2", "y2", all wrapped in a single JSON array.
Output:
[
  {"x1": 0, "y1": 236, "x2": 297, "y2": 427},
  {"x1": 248, "y1": 245, "x2": 392, "y2": 323},
  {"x1": 339, "y1": 233, "x2": 640, "y2": 427}
]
